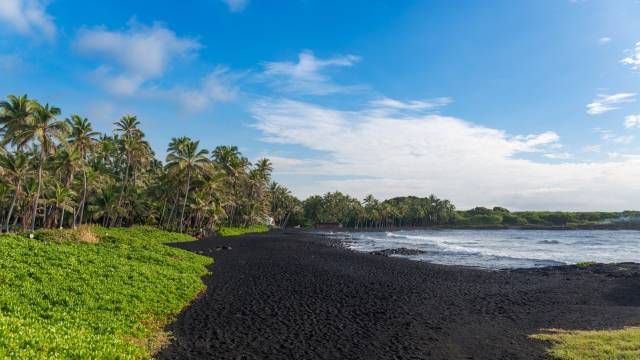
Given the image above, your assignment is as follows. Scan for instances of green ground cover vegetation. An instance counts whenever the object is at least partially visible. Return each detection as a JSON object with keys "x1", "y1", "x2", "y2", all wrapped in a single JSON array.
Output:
[
  {"x1": 532, "y1": 328, "x2": 640, "y2": 360},
  {"x1": 218, "y1": 224, "x2": 269, "y2": 236},
  {"x1": 0, "y1": 226, "x2": 211, "y2": 359}
]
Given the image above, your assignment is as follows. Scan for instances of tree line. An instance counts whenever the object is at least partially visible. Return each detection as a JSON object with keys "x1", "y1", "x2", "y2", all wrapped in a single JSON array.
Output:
[
  {"x1": 288, "y1": 192, "x2": 457, "y2": 229},
  {"x1": 0, "y1": 94, "x2": 281, "y2": 235},
  {"x1": 271, "y1": 192, "x2": 637, "y2": 229}
]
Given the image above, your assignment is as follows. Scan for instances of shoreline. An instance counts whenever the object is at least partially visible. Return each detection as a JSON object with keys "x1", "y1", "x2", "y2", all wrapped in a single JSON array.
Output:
[
  {"x1": 306, "y1": 228, "x2": 640, "y2": 271},
  {"x1": 304, "y1": 223, "x2": 640, "y2": 233},
  {"x1": 158, "y1": 231, "x2": 640, "y2": 359}
]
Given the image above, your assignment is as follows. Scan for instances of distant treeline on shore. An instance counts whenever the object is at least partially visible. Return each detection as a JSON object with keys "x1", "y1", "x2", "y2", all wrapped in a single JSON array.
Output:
[{"x1": 274, "y1": 191, "x2": 640, "y2": 230}]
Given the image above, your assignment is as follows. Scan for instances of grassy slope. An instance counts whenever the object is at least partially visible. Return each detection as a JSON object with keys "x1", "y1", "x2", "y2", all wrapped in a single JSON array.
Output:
[
  {"x1": 532, "y1": 328, "x2": 640, "y2": 360},
  {"x1": 0, "y1": 226, "x2": 211, "y2": 359},
  {"x1": 218, "y1": 224, "x2": 269, "y2": 236}
]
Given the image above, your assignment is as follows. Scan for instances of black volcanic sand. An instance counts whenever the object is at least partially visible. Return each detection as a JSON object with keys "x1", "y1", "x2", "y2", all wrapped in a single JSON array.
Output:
[{"x1": 156, "y1": 231, "x2": 640, "y2": 360}]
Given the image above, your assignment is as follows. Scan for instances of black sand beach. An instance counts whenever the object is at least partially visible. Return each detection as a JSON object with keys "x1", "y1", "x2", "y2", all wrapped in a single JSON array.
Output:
[{"x1": 157, "y1": 231, "x2": 640, "y2": 360}]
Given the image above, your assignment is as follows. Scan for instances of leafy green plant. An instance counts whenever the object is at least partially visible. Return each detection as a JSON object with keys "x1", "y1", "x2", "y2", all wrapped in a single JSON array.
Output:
[
  {"x1": 532, "y1": 327, "x2": 640, "y2": 359},
  {"x1": 575, "y1": 261, "x2": 597, "y2": 268},
  {"x1": 218, "y1": 225, "x2": 269, "y2": 236},
  {"x1": 0, "y1": 226, "x2": 211, "y2": 359}
]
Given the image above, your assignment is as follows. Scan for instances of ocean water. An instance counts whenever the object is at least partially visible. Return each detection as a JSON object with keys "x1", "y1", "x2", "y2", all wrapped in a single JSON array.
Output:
[{"x1": 326, "y1": 229, "x2": 640, "y2": 269}]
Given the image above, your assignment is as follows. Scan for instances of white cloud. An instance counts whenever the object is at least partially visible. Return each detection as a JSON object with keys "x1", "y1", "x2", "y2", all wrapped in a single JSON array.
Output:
[
  {"x1": 74, "y1": 21, "x2": 201, "y2": 95},
  {"x1": 625, "y1": 114, "x2": 640, "y2": 128},
  {"x1": 0, "y1": 0, "x2": 55, "y2": 40},
  {"x1": 514, "y1": 132, "x2": 560, "y2": 148},
  {"x1": 544, "y1": 152, "x2": 573, "y2": 160},
  {"x1": 598, "y1": 37, "x2": 611, "y2": 45},
  {"x1": 221, "y1": 0, "x2": 248, "y2": 12},
  {"x1": 613, "y1": 135, "x2": 634, "y2": 144},
  {"x1": 621, "y1": 41, "x2": 640, "y2": 70},
  {"x1": 162, "y1": 67, "x2": 240, "y2": 112},
  {"x1": 369, "y1": 97, "x2": 452, "y2": 111},
  {"x1": 586, "y1": 93, "x2": 636, "y2": 115},
  {"x1": 583, "y1": 144, "x2": 601, "y2": 153},
  {"x1": 593, "y1": 127, "x2": 634, "y2": 145},
  {"x1": 251, "y1": 98, "x2": 640, "y2": 210},
  {"x1": 261, "y1": 50, "x2": 361, "y2": 95}
]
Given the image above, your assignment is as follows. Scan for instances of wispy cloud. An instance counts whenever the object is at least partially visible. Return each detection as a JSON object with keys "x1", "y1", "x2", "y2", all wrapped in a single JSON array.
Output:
[
  {"x1": 369, "y1": 97, "x2": 452, "y2": 112},
  {"x1": 583, "y1": 144, "x2": 601, "y2": 153},
  {"x1": 251, "y1": 98, "x2": 640, "y2": 210},
  {"x1": 150, "y1": 67, "x2": 240, "y2": 113},
  {"x1": 260, "y1": 50, "x2": 361, "y2": 95},
  {"x1": 621, "y1": 41, "x2": 640, "y2": 70},
  {"x1": 613, "y1": 135, "x2": 634, "y2": 144},
  {"x1": 544, "y1": 152, "x2": 573, "y2": 160},
  {"x1": 598, "y1": 37, "x2": 611, "y2": 45},
  {"x1": 0, "y1": 0, "x2": 55, "y2": 40},
  {"x1": 74, "y1": 21, "x2": 201, "y2": 96},
  {"x1": 221, "y1": 0, "x2": 248, "y2": 12},
  {"x1": 586, "y1": 93, "x2": 636, "y2": 115},
  {"x1": 625, "y1": 114, "x2": 640, "y2": 129},
  {"x1": 594, "y1": 127, "x2": 635, "y2": 145}
]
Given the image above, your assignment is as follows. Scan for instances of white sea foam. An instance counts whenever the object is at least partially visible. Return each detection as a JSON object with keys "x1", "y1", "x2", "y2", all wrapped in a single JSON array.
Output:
[{"x1": 330, "y1": 229, "x2": 640, "y2": 269}]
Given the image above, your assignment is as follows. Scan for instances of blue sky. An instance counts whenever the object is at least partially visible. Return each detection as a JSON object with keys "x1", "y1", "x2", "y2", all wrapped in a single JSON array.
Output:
[{"x1": 2, "y1": 0, "x2": 640, "y2": 210}]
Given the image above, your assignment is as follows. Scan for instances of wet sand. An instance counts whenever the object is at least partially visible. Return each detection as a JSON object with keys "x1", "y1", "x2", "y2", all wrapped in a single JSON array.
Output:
[{"x1": 156, "y1": 231, "x2": 640, "y2": 360}]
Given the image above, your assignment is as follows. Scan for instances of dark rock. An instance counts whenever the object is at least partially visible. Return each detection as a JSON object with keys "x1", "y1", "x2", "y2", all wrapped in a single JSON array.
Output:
[{"x1": 370, "y1": 247, "x2": 427, "y2": 256}]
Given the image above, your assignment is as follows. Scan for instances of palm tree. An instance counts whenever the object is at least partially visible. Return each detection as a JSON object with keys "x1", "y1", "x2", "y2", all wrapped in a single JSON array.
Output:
[
  {"x1": 67, "y1": 115, "x2": 100, "y2": 224},
  {"x1": 254, "y1": 158, "x2": 273, "y2": 182},
  {"x1": 166, "y1": 138, "x2": 210, "y2": 232},
  {"x1": 51, "y1": 183, "x2": 76, "y2": 229},
  {"x1": 112, "y1": 115, "x2": 142, "y2": 226},
  {"x1": 114, "y1": 115, "x2": 142, "y2": 138},
  {"x1": 0, "y1": 152, "x2": 30, "y2": 232},
  {"x1": 212, "y1": 145, "x2": 247, "y2": 226},
  {"x1": 0, "y1": 95, "x2": 32, "y2": 148},
  {"x1": 9, "y1": 102, "x2": 68, "y2": 230},
  {"x1": 245, "y1": 159, "x2": 273, "y2": 226},
  {"x1": 90, "y1": 186, "x2": 121, "y2": 227}
]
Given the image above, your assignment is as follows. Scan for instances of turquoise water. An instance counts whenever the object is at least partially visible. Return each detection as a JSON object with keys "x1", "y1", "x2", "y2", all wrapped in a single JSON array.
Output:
[{"x1": 328, "y1": 229, "x2": 640, "y2": 269}]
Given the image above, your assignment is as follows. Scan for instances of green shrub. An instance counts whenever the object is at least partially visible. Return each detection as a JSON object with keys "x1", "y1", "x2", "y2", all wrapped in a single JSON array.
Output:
[
  {"x1": 576, "y1": 261, "x2": 597, "y2": 268},
  {"x1": 532, "y1": 327, "x2": 640, "y2": 359},
  {"x1": 469, "y1": 214, "x2": 503, "y2": 225},
  {"x1": 0, "y1": 226, "x2": 211, "y2": 359},
  {"x1": 541, "y1": 212, "x2": 575, "y2": 226},
  {"x1": 218, "y1": 225, "x2": 269, "y2": 236},
  {"x1": 523, "y1": 214, "x2": 545, "y2": 225}
]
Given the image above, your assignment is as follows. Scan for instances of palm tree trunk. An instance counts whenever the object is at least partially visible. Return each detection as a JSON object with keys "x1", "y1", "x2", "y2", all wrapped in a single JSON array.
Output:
[
  {"x1": 42, "y1": 203, "x2": 48, "y2": 228},
  {"x1": 165, "y1": 192, "x2": 179, "y2": 230},
  {"x1": 281, "y1": 212, "x2": 291, "y2": 233},
  {"x1": 60, "y1": 206, "x2": 65, "y2": 229},
  {"x1": 112, "y1": 160, "x2": 129, "y2": 227},
  {"x1": 159, "y1": 197, "x2": 167, "y2": 225},
  {"x1": 31, "y1": 158, "x2": 44, "y2": 231},
  {"x1": 79, "y1": 170, "x2": 87, "y2": 225},
  {"x1": 5, "y1": 179, "x2": 20, "y2": 232},
  {"x1": 179, "y1": 170, "x2": 191, "y2": 233}
]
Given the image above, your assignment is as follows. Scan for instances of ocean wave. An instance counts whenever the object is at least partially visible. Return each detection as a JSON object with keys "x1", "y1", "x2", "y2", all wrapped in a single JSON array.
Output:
[
  {"x1": 537, "y1": 240, "x2": 560, "y2": 244},
  {"x1": 327, "y1": 229, "x2": 640, "y2": 268}
]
